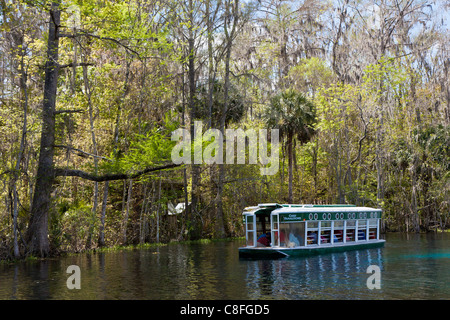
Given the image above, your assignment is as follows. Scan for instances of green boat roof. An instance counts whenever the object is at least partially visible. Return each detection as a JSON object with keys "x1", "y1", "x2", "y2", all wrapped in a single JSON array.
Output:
[
  {"x1": 243, "y1": 203, "x2": 382, "y2": 221},
  {"x1": 244, "y1": 203, "x2": 357, "y2": 214}
]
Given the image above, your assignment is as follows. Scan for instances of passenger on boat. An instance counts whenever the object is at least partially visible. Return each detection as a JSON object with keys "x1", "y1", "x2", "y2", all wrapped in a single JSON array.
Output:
[
  {"x1": 288, "y1": 232, "x2": 300, "y2": 247},
  {"x1": 308, "y1": 231, "x2": 318, "y2": 244},
  {"x1": 257, "y1": 232, "x2": 271, "y2": 247}
]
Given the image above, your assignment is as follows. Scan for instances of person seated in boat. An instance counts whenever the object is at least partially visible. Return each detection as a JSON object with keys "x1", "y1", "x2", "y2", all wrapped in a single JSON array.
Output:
[
  {"x1": 257, "y1": 232, "x2": 271, "y2": 247},
  {"x1": 308, "y1": 231, "x2": 318, "y2": 244},
  {"x1": 287, "y1": 225, "x2": 300, "y2": 247},
  {"x1": 288, "y1": 232, "x2": 300, "y2": 247}
]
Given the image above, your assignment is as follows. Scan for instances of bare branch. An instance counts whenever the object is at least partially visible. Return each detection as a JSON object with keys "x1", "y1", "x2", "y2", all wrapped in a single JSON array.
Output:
[
  {"x1": 54, "y1": 109, "x2": 84, "y2": 115},
  {"x1": 60, "y1": 32, "x2": 142, "y2": 58},
  {"x1": 54, "y1": 163, "x2": 181, "y2": 182},
  {"x1": 59, "y1": 62, "x2": 95, "y2": 69},
  {"x1": 54, "y1": 145, "x2": 112, "y2": 161}
]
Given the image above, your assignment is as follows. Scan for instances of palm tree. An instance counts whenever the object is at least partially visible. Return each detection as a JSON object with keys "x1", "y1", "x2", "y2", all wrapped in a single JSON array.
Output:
[{"x1": 264, "y1": 89, "x2": 317, "y2": 203}]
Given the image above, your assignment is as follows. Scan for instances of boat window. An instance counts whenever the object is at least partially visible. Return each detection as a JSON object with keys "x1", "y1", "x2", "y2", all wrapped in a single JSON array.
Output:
[
  {"x1": 272, "y1": 231, "x2": 279, "y2": 247},
  {"x1": 279, "y1": 222, "x2": 305, "y2": 247},
  {"x1": 369, "y1": 228, "x2": 377, "y2": 240},
  {"x1": 368, "y1": 219, "x2": 378, "y2": 240},
  {"x1": 306, "y1": 221, "x2": 318, "y2": 245},
  {"x1": 279, "y1": 224, "x2": 288, "y2": 247},
  {"x1": 321, "y1": 221, "x2": 331, "y2": 229},
  {"x1": 346, "y1": 229, "x2": 355, "y2": 242},
  {"x1": 320, "y1": 230, "x2": 331, "y2": 244},
  {"x1": 273, "y1": 221, "x2": 278, "y2": 230},
  {"x1": 346, "y1": 220, "x2": 356, "y2": 242},
  {"x1": 358, "y1": 229, "x2": 367, "y2": 241},
  {"x1": 246, "y1": 215, "x2": 254, "y2": 230},
  {"x1": 334, "y1": 221, "x2": 344, "y2": 228},
  {"x1": 246, "y1": 232, "x2": 255, "y2": 246},
  {"x1": 358, "y1": 220, "x2": 367, "y2": 240},
  {"x1": 245, "y1": 215, "x2": 255, "y2": 247},
  {"x1": 333, "y1": 221, "x2": 344, "y2": 243},
  {"x1": 256, "y1": 214, "x2": 270, "y2": 235},
  {"x1": 320, "y1": 221, "x2": 332, "y2": 244},
  {"x1": 307, "y1": 230, "x2": 318, "y2": 245},
  {"x1": 307, "y1": 221, "x2": 318, "y2": 229},
  {"x1": 347, "y1": 220, "x2": 356, "y2": 227}
]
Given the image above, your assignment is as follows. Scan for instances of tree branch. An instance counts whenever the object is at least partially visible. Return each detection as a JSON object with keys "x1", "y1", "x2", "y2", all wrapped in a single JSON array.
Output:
[
  {"x1": 54, "y1": 163, "x2": 181, "y2": 182},
  {"x1": 54, "y1": 109, "x2": 84, "y2": 115},
  {"x1": 59, "y1": 62, "x2": 95, "y2": 69},
  {"x1": 54, "y1": 145, "x2": 112, "y2": 161},
  {"x1": 60, "y1": 32, "x2": 142, "y2": 58},
  {"x1": 349, "y1": 101, "x2": 370, "y2": 166}
]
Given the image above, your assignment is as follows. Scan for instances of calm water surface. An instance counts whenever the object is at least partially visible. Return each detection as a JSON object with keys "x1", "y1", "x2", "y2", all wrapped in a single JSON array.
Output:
[{"x1": 0, "y1": 233, "x2": 449, "y2": 299}]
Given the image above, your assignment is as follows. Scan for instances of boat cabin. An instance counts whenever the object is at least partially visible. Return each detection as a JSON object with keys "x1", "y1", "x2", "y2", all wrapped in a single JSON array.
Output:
[{"x1": 242, "y1": 204, "x2": 382, "y2": 249}]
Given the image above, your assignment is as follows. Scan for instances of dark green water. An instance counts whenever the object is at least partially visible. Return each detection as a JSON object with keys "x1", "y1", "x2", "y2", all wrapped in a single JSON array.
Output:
[{"x1": 0, "y1": 233, "x2": 449, "y2": 300}]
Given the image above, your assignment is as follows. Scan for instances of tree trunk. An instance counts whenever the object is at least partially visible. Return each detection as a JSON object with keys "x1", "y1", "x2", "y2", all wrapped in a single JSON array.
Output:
[
  {"x1": 287, "y1": 131, "x2": 293, "y2": 203},
  {"x1": 216, "y1": 0, "x2": 239, "y2": 238},
  {"x1": 82, "y1": 60, "x2": 98, "y2": 250},
  {"x1": 206, "y1": 0, "x2": 214, "y2": 129},
  {"x1": 139, "y1": 183, "x2": 148, "y2": 244},
  {"x1": 188, "y1": 0, "x2": 201, "y2": 238},
  {"x1": 216, "y1": 37, "x2": 230, "y2": 238},
  {"x1": 98, "y1": 181, "x2": 108, "y2": 247},
  {"x1": 25, "y1": 2, "x2": 60, "y2": 257},
  {"x1": 156, "y1": 174, "x2": 162, "y2": 243},
  {"x1": 180, "y1": 65, "x2": 189, "y2": 241},
  {"x1": 311, "y1": 140, "x2": 318, "y2": 200},
  {"x1": 122, "y1": 179, "x2": 133, "y2": 244},
  {"x1": 12, "y1": 41, "x2": 29, "y2": 258}
]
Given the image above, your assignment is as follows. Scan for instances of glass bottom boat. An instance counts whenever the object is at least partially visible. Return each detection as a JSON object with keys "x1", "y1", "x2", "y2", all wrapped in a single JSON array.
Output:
[{"x1": 239, "y1": 203, "x2": 385, "y2": 259}]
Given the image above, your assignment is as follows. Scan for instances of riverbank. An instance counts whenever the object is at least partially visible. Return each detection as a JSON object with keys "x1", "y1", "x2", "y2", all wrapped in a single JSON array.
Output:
[
  {"x1": 86, "y1": 237, "x2": 245, "y2": 254},
  {"x1": 0, "y1": 237, "x2": 245, "y2": 264},
  {"x1": 2, "y1": 227, "x2": 449, "y2": 263}
]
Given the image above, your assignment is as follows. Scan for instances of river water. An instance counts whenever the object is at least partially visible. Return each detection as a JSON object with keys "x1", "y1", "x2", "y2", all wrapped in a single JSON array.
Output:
[{"x1": 0, "y1": 233, "x2": 449, "y2": 300}]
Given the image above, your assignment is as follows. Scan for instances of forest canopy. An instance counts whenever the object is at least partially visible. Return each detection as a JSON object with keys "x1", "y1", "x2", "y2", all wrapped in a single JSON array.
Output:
[{"x1": 0, "y1": 0, "x2": 448, "y2": 258}]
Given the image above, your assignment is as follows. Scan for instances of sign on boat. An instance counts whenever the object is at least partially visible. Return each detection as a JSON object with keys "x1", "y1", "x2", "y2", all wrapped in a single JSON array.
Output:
[{"x1": 239, "y1": 203, "x2": 385, "y2": 259}]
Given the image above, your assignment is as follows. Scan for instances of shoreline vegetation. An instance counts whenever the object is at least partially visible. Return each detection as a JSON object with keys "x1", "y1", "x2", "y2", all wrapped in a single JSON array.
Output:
[
  {"x1": 0, "y1": 1, "x2": 448, "y2": 260},
  {"x1": 1, "y1": 237, "x2": 245, "y2": 264}
]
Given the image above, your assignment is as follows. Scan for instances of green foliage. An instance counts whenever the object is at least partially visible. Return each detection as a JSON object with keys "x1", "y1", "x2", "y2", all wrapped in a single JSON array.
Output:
[
  {"x1": 193, "y1": 80, "x2": 246, "y2": 127},
  {"x1": 100, "y1": 111, "x2": 179, "y2": 175},
  {"x1": 413, "y1": 124, "x2": 449, "y2": 172},
  {"x1": 264, "y1": 88, "x2": 317, "y2": 143},
  {"x1": 51, "y1": 199, "x2": 98, "y2": 252},
  {"x1": 289, "y1": 57, "x2": 335, "y2": 94}
]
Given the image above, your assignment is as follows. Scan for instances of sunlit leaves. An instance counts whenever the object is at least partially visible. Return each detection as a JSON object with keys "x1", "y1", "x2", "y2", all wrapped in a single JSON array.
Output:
[{"x1": 100, "y1": 112, "x2": 180, "y2": 175}]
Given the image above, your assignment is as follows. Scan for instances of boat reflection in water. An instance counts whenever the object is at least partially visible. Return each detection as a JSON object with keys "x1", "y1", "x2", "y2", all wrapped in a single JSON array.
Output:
[{"x1": 244, "y1": 247, "x2": 384, "y2": 299}]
